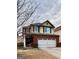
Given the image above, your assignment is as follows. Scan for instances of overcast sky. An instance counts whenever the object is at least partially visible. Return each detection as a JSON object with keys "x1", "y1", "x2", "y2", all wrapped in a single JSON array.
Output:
[{"x1": 24, "y1": 0, "x2": 61, "y2": 27}]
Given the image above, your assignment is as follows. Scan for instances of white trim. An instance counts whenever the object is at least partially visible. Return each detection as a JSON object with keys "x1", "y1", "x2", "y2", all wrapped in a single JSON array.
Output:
[{"x1": 23, "y1": 35, "x2": 26, "y2": 48}]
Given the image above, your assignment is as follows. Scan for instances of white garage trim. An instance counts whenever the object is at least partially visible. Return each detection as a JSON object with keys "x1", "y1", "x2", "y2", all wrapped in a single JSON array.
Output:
[{"x1": 38, "y1": 39, "x2": 56, "y2": 48}]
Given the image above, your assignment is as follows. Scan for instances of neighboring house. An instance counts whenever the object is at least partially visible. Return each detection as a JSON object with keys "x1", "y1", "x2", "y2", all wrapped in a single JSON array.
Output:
[
  {"x1": 54, "y1": 25, "x2": 61, "y2": 47},
  {"x1": 22, "y1": 20, "x2": 60, "y2": 48}
]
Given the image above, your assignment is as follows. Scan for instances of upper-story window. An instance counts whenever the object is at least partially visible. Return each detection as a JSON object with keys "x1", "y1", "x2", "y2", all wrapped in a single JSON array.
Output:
[
  {"x1": 44, "y1": 27, "x2": 51, "y2": 33},
  {"x1": 23, "y1": 28, "x2": 26, "y2": 32},
  {"x1": 34, "y1": 26, "x2": 38, "y2": 33}
]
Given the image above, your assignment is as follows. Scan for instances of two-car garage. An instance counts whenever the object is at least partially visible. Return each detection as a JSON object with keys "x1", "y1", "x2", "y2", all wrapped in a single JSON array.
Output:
[
  {"x1": 38, "y1": 39, "x2": 56, "y2": 48},
  {"x1": 31, "y1": 34, "x2": 59, "y2": 48}
]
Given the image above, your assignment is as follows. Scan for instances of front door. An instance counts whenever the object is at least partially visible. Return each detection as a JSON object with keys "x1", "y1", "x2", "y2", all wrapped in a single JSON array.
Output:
[{"x1": 25, "y1": 37, "x2": 33, "y2": 47}]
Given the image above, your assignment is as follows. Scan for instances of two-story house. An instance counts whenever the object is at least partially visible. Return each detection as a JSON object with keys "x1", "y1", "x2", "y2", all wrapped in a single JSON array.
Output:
[{"x1": 22, "y1": 20, "x2": 59, "y2": 48}]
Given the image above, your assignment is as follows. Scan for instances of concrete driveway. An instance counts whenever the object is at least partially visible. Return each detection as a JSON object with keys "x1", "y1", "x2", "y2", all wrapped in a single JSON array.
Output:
[{"x1": 40, "y1": 47, "x2": 61, "y2": 59}]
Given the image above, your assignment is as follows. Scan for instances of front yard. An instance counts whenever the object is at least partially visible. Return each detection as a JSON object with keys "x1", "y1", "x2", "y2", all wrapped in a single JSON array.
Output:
[{"x1": 17, "y1": 48, "x2": 58, "y2": 59}]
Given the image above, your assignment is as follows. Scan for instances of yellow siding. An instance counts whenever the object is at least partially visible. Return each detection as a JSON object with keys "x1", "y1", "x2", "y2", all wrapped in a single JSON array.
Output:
[
  {"x1": 42, "y1": 22, "x2": 52, "y2": 27},
  {"x1": 40, "y1": 27, "x2": 43, "y2": 33}
]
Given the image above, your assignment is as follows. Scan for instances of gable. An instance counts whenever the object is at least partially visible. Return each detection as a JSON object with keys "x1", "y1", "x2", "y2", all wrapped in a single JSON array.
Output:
[
  {"x1": 41, "y1": 20, "x2": 55, "y2": 28},
  {"x1": 42, "y1": 21, "x2": 51, "y2": 26}
]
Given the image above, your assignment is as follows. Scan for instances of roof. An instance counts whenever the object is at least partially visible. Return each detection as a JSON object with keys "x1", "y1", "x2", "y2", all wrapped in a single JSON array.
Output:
[
  {"x1": 24, "y1": 32, "x2": 59, "y2": 36},
  {"x1": 54, "y1": 26, "x2": 61, "y2": 32},
  {"x1": 30, "y1": 23, "x2": 41, "y2": 26},
  {"x1": 40, "y1": 20, "x2": 55, "y2": 28},
  {"x1": 23, "y1": 20, "x2": 55, "y2": 28}
]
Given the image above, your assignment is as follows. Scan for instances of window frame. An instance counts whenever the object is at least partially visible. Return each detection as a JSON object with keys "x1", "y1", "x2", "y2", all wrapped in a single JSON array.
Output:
[
  {"x1": 44, "y1": 27, "x2": 51, "y2": 33},
  {"x1": 34, "y1": 26, "x2": 39, "y2": 33}
]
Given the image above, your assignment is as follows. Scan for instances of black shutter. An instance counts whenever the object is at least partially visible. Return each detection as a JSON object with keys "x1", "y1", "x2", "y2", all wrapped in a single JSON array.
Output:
[
  {"x1": 38, "y1": 26, "x2": 40, "y2": 32},
  {"x1": 50, "y1": 28, "x2": 51, "y2": 33}
]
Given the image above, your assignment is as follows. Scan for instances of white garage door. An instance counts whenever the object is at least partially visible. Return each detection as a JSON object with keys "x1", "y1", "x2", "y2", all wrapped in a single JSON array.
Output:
[{"x1": 38, "y1": 40, "x2": 56, "y2": 48}]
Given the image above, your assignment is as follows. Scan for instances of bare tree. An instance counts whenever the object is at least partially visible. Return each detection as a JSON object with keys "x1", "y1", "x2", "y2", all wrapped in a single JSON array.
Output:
[
  {"x1": 17, "y1": 0, "x2": 39, "y2": 35},
  {"x1": 17, "y1": 0, "x2": 39, "y2": 28}
]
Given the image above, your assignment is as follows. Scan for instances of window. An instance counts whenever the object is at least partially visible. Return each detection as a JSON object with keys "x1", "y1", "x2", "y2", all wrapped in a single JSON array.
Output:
[
  {"x1": 44, "y1": 27, "x2": 50, "y2": 33},
  {"x1": 23, "y1": 28, "x2": 26, "y2": 32},
  {"x1": 34, "y1": 26, "x2": 38, "y2": 32}
]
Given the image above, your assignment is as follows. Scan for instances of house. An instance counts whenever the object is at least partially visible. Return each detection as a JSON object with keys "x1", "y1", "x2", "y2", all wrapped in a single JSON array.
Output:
[
  {"x1": 54, "y1": 25, "x2": 61, "y2": 47},
  {"x1": 22, "y1": 20, "x2": 60, "y2": 48}
]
